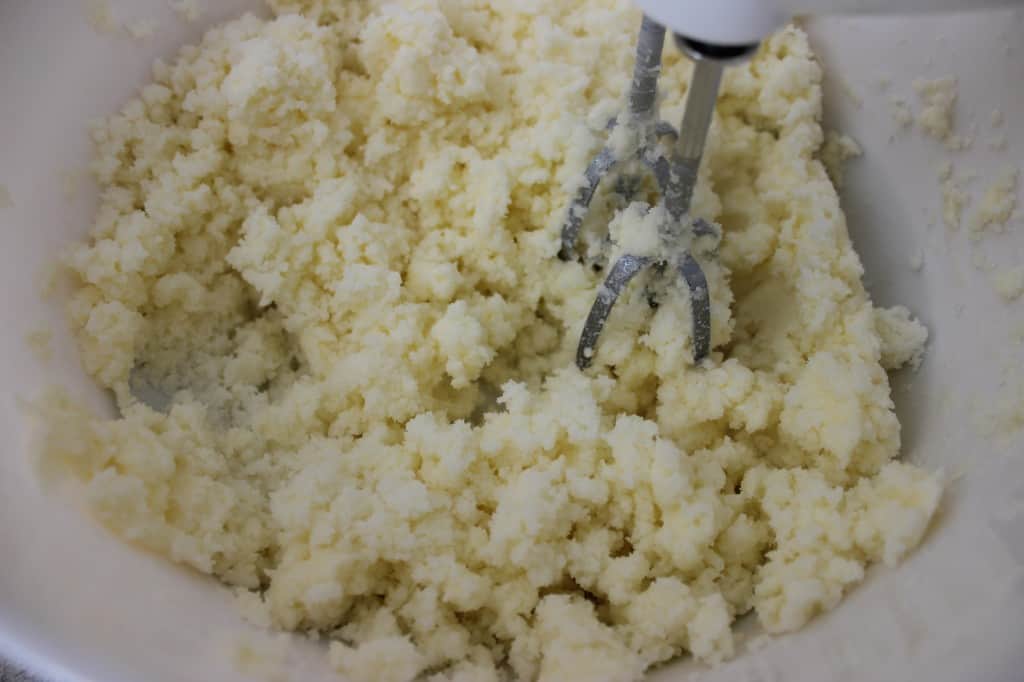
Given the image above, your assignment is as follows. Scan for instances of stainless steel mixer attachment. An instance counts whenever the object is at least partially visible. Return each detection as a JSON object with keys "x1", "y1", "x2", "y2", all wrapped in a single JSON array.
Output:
[{"x1": 559, "y1": 15, "x2": 757, "y2": 369}]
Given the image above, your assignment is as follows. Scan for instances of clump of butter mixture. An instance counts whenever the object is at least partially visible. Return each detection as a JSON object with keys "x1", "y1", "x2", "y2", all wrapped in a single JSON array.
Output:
[{"x1": 41, "y1": 1, "x2": 941, "y2": 679}]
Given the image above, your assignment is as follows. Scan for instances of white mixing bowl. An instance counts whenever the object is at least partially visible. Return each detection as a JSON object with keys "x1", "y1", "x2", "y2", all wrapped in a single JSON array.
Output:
[{"x1": 1, "y1": 3, "x2": 1022, "y2": 681}]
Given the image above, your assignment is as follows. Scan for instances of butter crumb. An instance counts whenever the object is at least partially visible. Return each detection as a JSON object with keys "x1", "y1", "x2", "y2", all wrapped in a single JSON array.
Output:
[
  {"x1": 85, "y1": 0, "x2": 118, "y2": 34},
  {"x1": 234, "y1": 588, "x2": 273, "y2": 628},
  {"x1": 330, "y1": 637, "x2": 426, "y2": 682},
  {"x1": 820, "y1": 131, "x2": 862, "y2": 189},
  {"x1": 968, "y1": 165, "x2": 1019, "y2": 239},
  {"x1": 913, "y1": 77, "x2": 968, "y2": 150},
  {"x1": 874, "y1": 305, "x2": 928, "y2": 371}
]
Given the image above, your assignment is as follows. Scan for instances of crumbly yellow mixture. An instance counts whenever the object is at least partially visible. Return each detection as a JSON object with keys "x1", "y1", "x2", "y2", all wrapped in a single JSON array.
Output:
[
  {"x1": 873, "y1": 306, "x2": 928, "y2": 371},
  {"x1": 85, "y1": 0, "x2": 118, "y2": 35},
  {"x1": 913, "y1": 76, "x2": 969, "y2": 150},
  {"x1": 969, "y1": 164, "x2": 1019, "y2": 238},
  {"x1": 41, "y1": 1, "x2": 941, "y2": 680},
  {"x1": 819, "y1": 131, "x2": 861, "y2": 190}
]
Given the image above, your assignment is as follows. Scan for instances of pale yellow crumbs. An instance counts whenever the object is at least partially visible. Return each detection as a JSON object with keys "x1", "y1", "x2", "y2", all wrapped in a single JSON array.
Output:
[{"x1": 40, "y1": 1, "x2": 940, "y2": 680}]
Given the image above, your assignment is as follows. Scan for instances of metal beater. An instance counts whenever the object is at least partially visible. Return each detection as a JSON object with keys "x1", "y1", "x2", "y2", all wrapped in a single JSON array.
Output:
[{"x1": 559, "y1": 16, "x2": 757, "y2": 369}]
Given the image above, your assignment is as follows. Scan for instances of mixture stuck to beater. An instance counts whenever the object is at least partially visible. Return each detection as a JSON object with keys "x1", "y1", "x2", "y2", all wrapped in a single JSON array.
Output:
[{"x1": 559, "y1": 15, "x2": 758, "y2": 369}]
